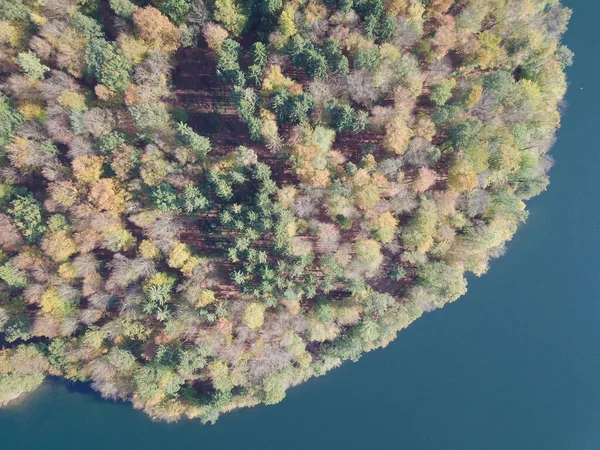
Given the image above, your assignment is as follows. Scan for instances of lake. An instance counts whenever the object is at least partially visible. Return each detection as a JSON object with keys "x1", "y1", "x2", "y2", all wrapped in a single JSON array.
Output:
[{"x1": 1, "y1": 0, "x2": 598, "y2": 448}]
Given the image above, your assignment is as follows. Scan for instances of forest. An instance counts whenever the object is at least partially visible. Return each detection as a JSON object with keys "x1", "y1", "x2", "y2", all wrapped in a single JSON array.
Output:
[{"x1": 0, "y1": 0, "x2": 571, "y2": 422}]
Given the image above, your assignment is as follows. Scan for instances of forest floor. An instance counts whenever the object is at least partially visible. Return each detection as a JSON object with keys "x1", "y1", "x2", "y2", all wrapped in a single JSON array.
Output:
[{"x1": 172, "y1": 42, "x2": 407, "y2": 303}]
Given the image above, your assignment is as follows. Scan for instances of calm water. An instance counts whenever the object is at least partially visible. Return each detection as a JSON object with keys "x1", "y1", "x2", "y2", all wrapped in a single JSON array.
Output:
[{"x1": 1, "y1": 1, "x2": 598, "y2": 448}]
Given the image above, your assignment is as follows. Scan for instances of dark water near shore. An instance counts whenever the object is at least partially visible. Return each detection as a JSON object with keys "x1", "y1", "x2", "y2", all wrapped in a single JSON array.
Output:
[{"x1": 1, "y1": 1, "x2": 598, "y2": 448}]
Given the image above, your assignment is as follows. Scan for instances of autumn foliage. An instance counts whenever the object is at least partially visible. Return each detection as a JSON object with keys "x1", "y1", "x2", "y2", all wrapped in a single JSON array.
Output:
[{"x1": 0, "y1": 0, "x2": 571, "y2": 424}]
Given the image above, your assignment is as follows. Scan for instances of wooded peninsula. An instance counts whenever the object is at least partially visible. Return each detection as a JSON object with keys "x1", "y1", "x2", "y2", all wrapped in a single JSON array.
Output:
[{"x1": 0, "y1": 0, "x2": 571, "y2": 423}]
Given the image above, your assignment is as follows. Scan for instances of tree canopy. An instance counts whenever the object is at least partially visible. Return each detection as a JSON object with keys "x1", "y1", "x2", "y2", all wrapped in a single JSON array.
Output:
[{"x1": 0, "y1": 0, "x2": 570, "y2": 423}]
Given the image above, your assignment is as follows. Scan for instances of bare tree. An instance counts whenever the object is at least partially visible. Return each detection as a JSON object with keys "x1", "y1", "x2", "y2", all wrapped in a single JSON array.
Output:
[
  {"x1": 41, "y1": 0, "x2": 75, "y2": 19},
  {"x1": 89, "y1": 292, "x2": 114, "y2": 311},
  {"x1": 106, "y1": 255, "x2": 156, "y2": 290},
  {"x1": 83, "y1": 108, "x2": 115, "y2": 138},
  {"x1": 389, "y1": 183, "x2": 418, "y2": 213},
  {"x1": 5, "y1": 74, "x2": 40, "y2": 102},
  {"x1": 79, "y1": 308, "x2": 104, "y2": 326},
  {"x1": 402, "y1": 136, "x2": 435, "y2": 168},
  {"x1": 23, "y1": 283, "x2": 46, "y2": 305},
  {"x1": 32, "y1": 314, "x2": 61, "y2": 338},
  {"x1": 60, "y1": 316, "x2": 80, "y2": 336},
  {"x1": 16, "y1": 121, "x2": 46, "y2": 140},
  {"x1": 347, "y1": 69, "x2": 379, "y2": 106},
  {"x1": 119, "y1": 288, "x2": 145, "y2": 320},
  {"x1": 293, "y1": 194, "x2": 317, "y2": 219},
  {"x1": 408, "y1": 286, "x2": 436, "y2": 312},
  {"x1": 82, "y1": 273, "x2": 104, "y2": 297},
  {"x1": 316, "y1": 222, "x2": 340, "y2": 254},
  {"x1": 188, "y1": 0, "x2": 209, "y2": 27},
  {"x1": 460, "y1": 188, "x2": 490, "y2": 217},
  {"x1": 0, "y1": 166, "x2": 21, "y2": 184},
  {"x1": 390, "y1": 16, "x2": 421, "y2": 48},
  {"x1": 68, "y1": 136, "x2": 95, "y2": 159},
  {"x1": 134, "y1": 50, "x2": 173, "y2": 102},
  {"x1": 41, "y1": 160, "x2": 69, "y2": 182},
  {"x1": 72, "y1": 253, "x2": 99, "y2": 278},
  {"x1": 0, "y1": 214, "x2": 24, "y2": 251},
  {"x1": 46, "y1": 114, "x2": 75, "y2": 145},
  {"x1": 144, "y1": 212, "x2": 182, "y2": 252},
  {"x1": 40, "y1": 70, "x2": 78, "y2": 102},
  {"x1": 57, "y1": 285, "x2": 81, "y2": 303},
  {"x1": 29, "y1": 36, "x2": 53, "y2": 61}
]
